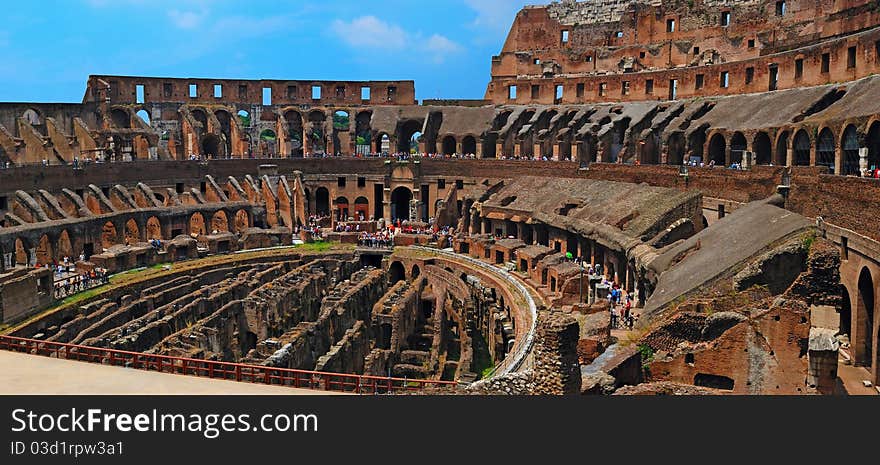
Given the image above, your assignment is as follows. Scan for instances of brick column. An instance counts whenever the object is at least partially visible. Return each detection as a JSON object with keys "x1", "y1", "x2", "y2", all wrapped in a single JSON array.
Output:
[{"x1": 532, "y1": 311, "x2": 581, "y2": 395}]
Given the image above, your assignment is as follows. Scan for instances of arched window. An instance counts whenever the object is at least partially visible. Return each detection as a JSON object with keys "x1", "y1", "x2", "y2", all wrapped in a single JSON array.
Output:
[
  {"x1": 842, "y1": 125, "x2": 861, "y2": 176},
  {"x1": 816, "y1": 128, "x2": 835, "y2": 173},
  {"x1": 793, "y1": 130, "x2": 811, "y2": 166}
]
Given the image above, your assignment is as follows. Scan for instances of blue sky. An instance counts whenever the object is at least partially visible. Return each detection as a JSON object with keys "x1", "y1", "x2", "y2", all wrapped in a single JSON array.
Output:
[{"x1": 0, "y1": 0, "x2": 529, "y2": 103}]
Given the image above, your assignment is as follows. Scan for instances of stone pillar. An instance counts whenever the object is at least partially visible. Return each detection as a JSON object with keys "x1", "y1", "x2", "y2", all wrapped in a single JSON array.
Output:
[
  {"x1": 475, "y1": 142, "x2": 483, "y2": 158},
  {"x1": 834, "y1": 146, "x2": 843, "y2": 175},
  {"x1": 495, "y1": 143, "x2": 503, "y2": 158},
  {"x1": 590, "y1": 241, "x2": 596, "y2": 267},
  {"x1": 809, "y1": 144, "x2": 817, "y2": 167},
  {"x1": 786, "y1": 146, "x2": 794, "y2": 167},
  {"x1": 552, "y1": 143, "x2": 560, "y2": 161},
  {"x1": 572, "y1": 144, "x2": 580, "y2": 164},
  {"x1": 532, "y1": 311, "x2": 581, "y2": 395},
  {"x1": 533, "y1": 143, "x2": 541, "y2": 159},
  {"x1": 860, "y1": 147, "x2": 869, "y2": 175},
  {"x1": 516, "y1": 223, "x2": 525, "y2": 241}
]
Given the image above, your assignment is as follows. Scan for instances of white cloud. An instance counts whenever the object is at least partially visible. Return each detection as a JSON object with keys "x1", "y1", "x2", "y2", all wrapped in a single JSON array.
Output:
[
  {"x1": 332, "y1": 15, "x2": 462, "y2": 63},
  {"x1": 464, "y1": 0, "x2": 525, "y2": 31},
  {"x1": 332, "y1": 16, "x2": 407, "y2": 50},
  {"x1": 168, "y1": 10, "x2": 206, "y2": 29}
]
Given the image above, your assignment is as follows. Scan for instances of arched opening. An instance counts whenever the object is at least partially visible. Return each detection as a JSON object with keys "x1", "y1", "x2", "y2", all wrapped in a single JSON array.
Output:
[
  {"x1": 124, "y1": 218, "x2": 140, "y2": 244},
  {"x1": 211, "y1": 211, "x2": 229, "y2": 233},
  {"x1": 578, "y1": 135, "x2": 598, "y2": 168},
  {"x1": 441, "y1": 136, "x2": 456, "y2": 156},
  {"x1": 189, "y1": 213, "x2": 206, "y2": 236},
  {"x1": 331, "y1": 111, "x2": 350, "y2": 156},
  {"x1": 136, "y1": 110, "x2": 151, "y2": 126},
  {"x1": 397, "y1": 120, "x2": 424, "y2": 154},
  {"x1": 308, "y1": 111, "x2": 327, "y2": 155},
  {"x1": 101, "y1": 222, "x2": 118, "y2": 250},
  {"x1": 412, "y1": 265, "x2": 421, "y2": 279},
  {"x1": 843, "y1": 125, "x2": 861, "y2": 176},
  {"x1": 36, "y1": 234, "x2": 53, "y2": 265},
  {"x1": 57, "y1": 230, "x2": 73, "y2": 259},
  {"x1": 259, "y1": 129, "x2": 277, "y2": 158},
  {"x1": 867, "y1": 121, "x2": 880, "y2": 172},
  {"x1": 146, "y1": 217, "x2": 162, "y2": 240},
  {"x1": 237, "y1": 110, "x2": 251, "y2": 128},
  {"x1": 793, "y1": 130, "x2": 811, "y2": 166},
  {"x1": 234, "y1": 210, "x2": 250, "y2": 233},
  {"x1": 462, "y1": 136, "x2": 477, "y2": 156},
  {"x1": 688, "y1": 129, "x2": 706, "y2": 163},
  {"x1": 354, "y1": 197, "x2": 369, "y2": 221},
  {"x1": 23, "y1": 109, "x2": 43, "y2": 127},
  {"x1": 191, "y1": 109, "x2": 208, "y2": 129},
  {"x1": 482, "y1": 133, "x2": 498, "y2": 159},
  {"x1": 355, "y1": 111, "x2": 372, "y2": 156},
  {"x1": 202, "y1": 134, "x2": 221, "y2": 159},
  {"x1": 315, "y1": 188, "x2": 330, "y2": 217},
  {"x1": 389, "y1": 262, "x2": 406, "y2": 284},
  {"x1": 775, "y1": 131, "x2": 790, "y2": 166},
  {"x1": 390, "y1": 187, "x2": 413, "y2": 222},
  {"x1": 15, "y1": 238, "x2": 29, "y2": 266},
  {"x1": 753, "y1": 132, "x2": 772, "y2": 165},
  {"x1": 667, "y1": 133, "x2": 686, "y2": 165},
  {"x1": 708, "y1": 133, "x2": 726, "y2": 166},
  {"x1": 335, "y1": 197, "x2": 350, "y2": 222},
  {"x1": 729, "y1": 132, "x2": 747, "y2": 165},
  {"x1": 409, "y1": 131, "x2": 423, "y2": 155},
  {"x1": 285, "y1": 111, "x2": 304, "y2": 157},
  {"x1": 816, "y1": 128, "x2": 835, "y2": 173},
  {"x1": 110, "y1": 109, "x2": 130, "y2": 129},
  {"x1": 640, "y1": 134, "x2": 659, "y2": 165},
  {"x1": 377, "y1": 133, "x2": 391, "y2": 155},
  {"x1": 856, "y1": 268, "x2": 875, "y2": 367}
]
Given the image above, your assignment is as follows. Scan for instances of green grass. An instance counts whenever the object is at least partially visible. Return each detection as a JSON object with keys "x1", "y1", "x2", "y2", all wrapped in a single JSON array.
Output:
[{"x1": 297, "y1": 242, "x2": 336, "y2": 253}]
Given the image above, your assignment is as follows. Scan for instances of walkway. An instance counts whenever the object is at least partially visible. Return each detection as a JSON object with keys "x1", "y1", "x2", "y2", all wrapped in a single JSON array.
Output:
[{"x1": 0, "y1": 351, "x2": 340, "y2": 395}]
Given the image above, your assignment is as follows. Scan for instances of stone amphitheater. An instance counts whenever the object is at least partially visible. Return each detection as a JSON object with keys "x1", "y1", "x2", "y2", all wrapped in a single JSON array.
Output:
[{"x1": 1, "y1": 0, "x2": 879, "y2": 395}]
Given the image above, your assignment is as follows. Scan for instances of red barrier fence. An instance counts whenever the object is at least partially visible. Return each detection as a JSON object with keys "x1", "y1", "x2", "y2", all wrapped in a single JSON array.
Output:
[{"x1": 0, "y1": 336, "x2": 458, "y2": 394}]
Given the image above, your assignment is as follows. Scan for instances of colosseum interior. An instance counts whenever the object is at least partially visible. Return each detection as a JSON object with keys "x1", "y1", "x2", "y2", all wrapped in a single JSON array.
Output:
[{"x1": 1, "y1": 0, "x2": 879, "y2": 396}]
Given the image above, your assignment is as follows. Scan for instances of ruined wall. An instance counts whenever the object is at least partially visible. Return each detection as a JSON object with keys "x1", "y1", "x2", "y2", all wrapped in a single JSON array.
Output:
[{"x1": 532, "y1": 311, "x2": 581, "y2": 395}]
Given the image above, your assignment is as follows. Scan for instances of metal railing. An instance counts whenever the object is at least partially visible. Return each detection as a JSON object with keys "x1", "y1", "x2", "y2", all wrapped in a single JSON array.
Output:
[{"x1": 0, "y1": 335, "x2": 457, "y2": 394}]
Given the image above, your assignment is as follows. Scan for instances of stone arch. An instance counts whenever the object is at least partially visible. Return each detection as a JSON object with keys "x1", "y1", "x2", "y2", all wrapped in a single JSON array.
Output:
[
  {"x1": 36, "y1": 234, "x2": 53, "y2": 265},
  {"x1": 793, "y1": 129, "x2": 811, "y2": 166},
  {"x1": 237, "y1": 110, "x2": 251, "y2": 128},
  {"x1": 101, "y1": 221, "x2": 118, "y2": 250},
  {"x1": 389, "y1": 261, "x2": 406, "y2": 284},
  {"x1": 397, "y1": 120, "x2": 424, "y2": 154},
  {"x1": 136, "y1": 109, "x2": 151, "y2": 126},
  {"x1": 124, "y1": 218, "x2": 140, "y2": 244},
  {"x1": 335, "y1": 197, "x2": 350, "y2": 221},
  {"x1": 856, "y1": 267, "x2": 876, "y2": 367},
  {"x1": 201, "y1": 134, "x2": 222, "y2": 159},
  {"x1": 191, "y1": 109, "x2": 208, "y2": 129},
  {"x1": 730, "y1": 132, "x2": 747, "y2": 165},
  {"x1": 708, "y1": 133, "x2": 726, "y2": 166},
  {"x1": 146, "y1": 217, "x2": 162, "y2": 240},
  {"x1": 391, "y1": 186, "x2": 413, "y2": 222},
  {"x1": 688, "y1": 128, "x2": 707, "y2": 162},
  {"x1": 234, "y1": 210, "x2": 250, "y2": 234},
  {"x1": 57, "y1": 230, "x2": 73, "y2": 259},
  {"x1": 355, "y1": 111, "x2": 372, "y2": 156},
  {"x1": 816, "y1": 127, "x2": 836, "y2": 173},
  {"x1": 462, "y1": 135, "x2": 477, "y2": 156},
  {"x1": 110, "y1": 108, "x2": 130, "y2": 129},
  {"x1": 376, "y1": 133, "x2": 392, "y2": 155},
  {"x1": 23, "y1": 108, "x2": 43, "y2": 126},
  {"x1": 775, "y1": 131, "x2": 790, "y2": 166},
  {"x1": 667, "y1": 133, "x2": 686, "y2": 165},
  {"x1": 640, "y1": 133, "x2": 659, "y2": 165},
  {"x1": 867, "y1": 120, "x2": 880, "y2": 171},
  {"x1": 842, "y1": 124, "x2": 861, "y2": 176},
  {"x1": 354, "y1": 197, "x2": 369, "y2": 221},
  {"x1": 753, "y1": 132, "x2": 772, "y2": 165},
  {"x1": 315, "y1": 187, "x2": 330, "y2": 217},
  {"x1": 441, "y1": 135, "x2": 456, "y2": 156},
  {"x1": 307, "y1": 110, "x2": 327, "y2": 155},
  {"x1": 189, "y1": 212, "x2": 206, "y2": 236},
  {"x1": 285, "y1": 110, "x2": 304, "y2": 157},
  {"x1": 211, "y1": 210, "x2": 229, "y2": 233}
]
